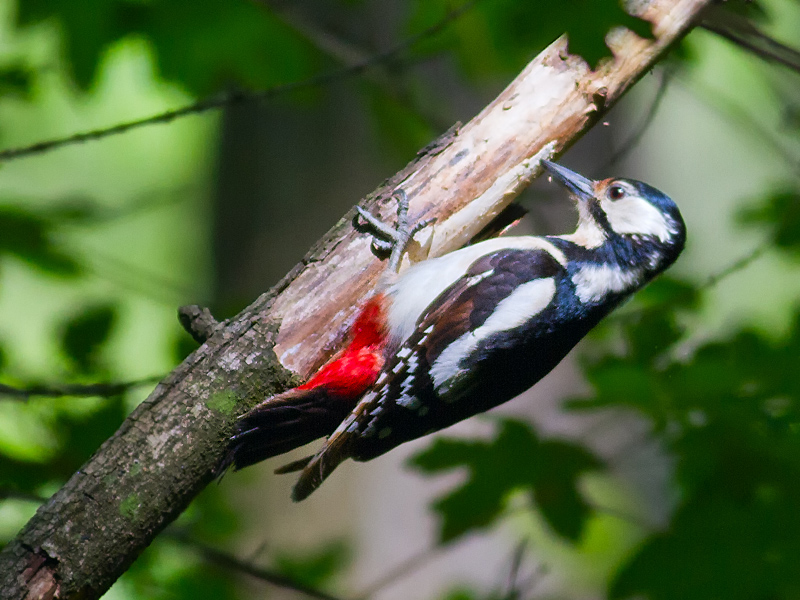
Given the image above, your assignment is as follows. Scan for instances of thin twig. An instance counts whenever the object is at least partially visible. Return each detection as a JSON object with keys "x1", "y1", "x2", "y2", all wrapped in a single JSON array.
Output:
[
  {"x1": 701, "y1": 7, "x2": 800, "y2": 75},
  {"x1": 56, "y1": 184, "x2": 199, "y2": 225},
  {"x1": 355, "y1": 546, "x2": 442, "y2": 599},
  {"x1": 0, "y1": 489, "x2": 48, "y2": 503},
  {"x1": 0, "y1": 376, "x2": 161, "y2": 401},
  {"x1": 502, "y1": 540, "x2": 527, "y2": 600},
  {"x1": 585, "y1": 498, "x2": 661, "y2": 531},
  {"x1": 76, "y1": 247, "x2": 200, "y2": 305},
  {"x1": 699, "y1": 242, "x2": 768, "y2": 290},
  {"x1": 0, "y1": 1, "x2": 476, "y2": 163},
  {"x1": 165, "y1": 530, "x2": 347, "y2": 600},
  {"x1": 703, "y1": 22, "x2": 800, "y2": 74},
  {"x1": 678, "y1": 74, "x2": 800, "y2": 175},
  {"x1": 605, "y1": 67, "x2": 673, "y2": 169},
  {"x1": 261, "y1": 0, "x2": 456, "y2": 131}
]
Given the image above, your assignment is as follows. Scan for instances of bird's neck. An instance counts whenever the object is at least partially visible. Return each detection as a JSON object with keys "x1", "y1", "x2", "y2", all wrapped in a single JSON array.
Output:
[
  {"x1": 552, "y1": 229, "x2": 670, "y2": 271},
  {"x1": 547, "y1": 233, "x2": 672, "y2": 305}
]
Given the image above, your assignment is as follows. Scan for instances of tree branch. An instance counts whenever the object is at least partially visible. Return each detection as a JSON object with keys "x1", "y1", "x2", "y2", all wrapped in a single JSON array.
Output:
[
  {"x1": 0, "y1": 1, "x2": 713, "y2": 598},
  {"x1": 605, "y1": 66, "x2": 673, "y2": 169}
]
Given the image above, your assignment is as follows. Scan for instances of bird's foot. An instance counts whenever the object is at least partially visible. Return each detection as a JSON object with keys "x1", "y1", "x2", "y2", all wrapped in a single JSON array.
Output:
[{"x1": 356, "y1": 189, "x2": 433, "y2": 273}]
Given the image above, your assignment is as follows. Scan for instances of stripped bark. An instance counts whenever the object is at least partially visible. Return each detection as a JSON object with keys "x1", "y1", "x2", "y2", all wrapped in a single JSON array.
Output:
[{"x1": 0, "y1": 1, "x2": 712, "y2": 597}]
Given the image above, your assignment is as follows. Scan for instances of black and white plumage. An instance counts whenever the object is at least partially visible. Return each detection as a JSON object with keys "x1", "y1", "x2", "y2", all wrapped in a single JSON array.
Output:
[{"x1": 284, "y1": 160, "x2": 686, "y2": 500}]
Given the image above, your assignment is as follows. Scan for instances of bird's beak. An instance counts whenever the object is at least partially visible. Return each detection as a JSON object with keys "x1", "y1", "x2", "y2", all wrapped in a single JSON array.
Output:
[{"x1": 541, "y1": 160, "x2": 594, "y2": 202}]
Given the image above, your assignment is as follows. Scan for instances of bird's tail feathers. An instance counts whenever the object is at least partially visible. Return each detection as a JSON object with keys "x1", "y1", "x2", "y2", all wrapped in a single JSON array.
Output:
[
  {"x1": 273, "y1": 455, "x2": 313, "y2": 474},
  {"x1": 291, "y1": 428, "x2": 353, "y2": 501},
  {"x1": 223, "y1": 387, "x2": 349, "y2": 473}
]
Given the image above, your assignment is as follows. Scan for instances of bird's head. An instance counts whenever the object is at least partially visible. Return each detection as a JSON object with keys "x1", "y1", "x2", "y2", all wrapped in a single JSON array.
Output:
[{"x1": 541, "y1": 159, "x2": 686, "y2": 269}]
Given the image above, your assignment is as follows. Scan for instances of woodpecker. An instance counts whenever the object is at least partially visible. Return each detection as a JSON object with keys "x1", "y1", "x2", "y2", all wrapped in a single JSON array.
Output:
[{"x1": 227, "y1": 160, "x2": 686, "y2": 500}]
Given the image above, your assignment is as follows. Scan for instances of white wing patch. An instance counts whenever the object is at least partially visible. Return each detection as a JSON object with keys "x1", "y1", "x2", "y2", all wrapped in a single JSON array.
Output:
[
  {"x1": 572, "y1": 264, "x2": 642, "y2": 303},
  {"x1": 386, "y1": 237, "x2": 566, "y2": 346},
  {"x1": 430, "y1": 277, "x2": 557, "y2": 395}
]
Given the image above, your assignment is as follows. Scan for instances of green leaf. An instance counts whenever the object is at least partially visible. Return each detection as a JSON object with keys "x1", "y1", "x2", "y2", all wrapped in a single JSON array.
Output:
[
  {"x1": 173, "y1": 331, "x2": 199, "y2": 363},
  {"x1": 0, "y1": 395, "x2": 126, "y2": 495},
  {"x1": 0, "y1": 207, "x2": 81, "y2": 277},
  {"x1": 57, "y1": 395, "x2": 128, "y2": 469},
  {"x1": 166, "y1": 565, "x2": 239, "y2": 600},
  {"x1": 42, "y1": 197, "x2": 106, "y2": 225},
  {"x1": 178, "y1": 485, "x2": 240, "y2": 544},
  {"x1": 59, "y1": 304, "x2": 118, "y2": 374},
  {"x1": 738, "y1": 189, "x2": 800, "y2": 256},
  {"x1": 717, "y1": 0, "x2": 769, "y2": 22},
  {"x1": 124, "y1": 535, "x2": 240, "y2": 600},
  {"x1": 17, "y1": 0, "x2": 146, "y2": 90},
  {"x1": 440, "y1": 588, "x2": 509, "y2": 600},
  {"x1": 410, "y1": 419, "x2": 599, "y2": 542},
  {"x1": 561, "y1": 1, "x2": 653, "y2": 68},
  {"x1": 144, "y1": 1, "x2": 319, "y2": 96},
  {"x1": 632, "y1": 276, "x2": 700, "y2": 312},
  {"x1": 0, "y1": 64, "x2": 34, "y2": 99},
  {"x1": 19, "y1": 0, "x2": 319, "y2": 95},
  {"x1": 611, "y1": 453, "x2": 800, "y2": 600},
  {"x1": 408, "y1": 0, "x2": 653, "y2": 78},
  {"x1": 575, "y1": 301, "x2": 800, "y2": 598}
]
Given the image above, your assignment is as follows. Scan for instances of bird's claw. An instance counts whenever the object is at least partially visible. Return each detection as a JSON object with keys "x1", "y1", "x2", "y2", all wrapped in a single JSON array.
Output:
[{"x1": 356, "y1": 190, "x2": 434, "y2": 273}]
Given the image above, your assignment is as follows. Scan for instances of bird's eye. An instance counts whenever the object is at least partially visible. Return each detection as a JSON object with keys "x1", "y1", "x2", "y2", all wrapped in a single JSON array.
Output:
[{"x1": 607, "y1": 185, "x2": 626, "y2": 201}]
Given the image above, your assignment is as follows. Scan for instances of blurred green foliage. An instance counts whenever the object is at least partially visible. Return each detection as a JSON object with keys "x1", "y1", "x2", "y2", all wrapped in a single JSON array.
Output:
[
  {"x1": 441, "y1": 588, "x2": 512, "y2": 600},
  {"x1": 18, "y1": 0, "x2": 649, "y2": 97},
  {"x1": 411, "y1": 419, "x2": 599, "y2": 542},
  {"x1": 0, "y1": 205, "x2": 82, "y2": 277},
  {"x1": 0, "y1": 64, "x2": 33, "y2": 99},
  {"x1": 408, "y1": 0, "x2": 651, "y2": 77},
  {"x1": 59, "y1": 303, "x2": 118, "y2": 373},
  {"x1": 739, "y1": 190, "x2": 800, "y2": 255},
  {"x1": 584, "y1": 295, "x2": 800, "y2": 597},
  {"x1": 17, "y1": 0, "x2": 319, "y2": 94},
  {"x1": 1, "y1": 0, "x2": 800, "y2": 599},
  {"x1": 0, "y1": 396, "x2": 126, "y2": 492}
]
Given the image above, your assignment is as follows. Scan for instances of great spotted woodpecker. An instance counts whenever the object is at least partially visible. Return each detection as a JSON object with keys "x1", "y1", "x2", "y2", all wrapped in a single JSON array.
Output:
[{"x1": 228, "y1": 160, "x2": 686, "y2": 500}]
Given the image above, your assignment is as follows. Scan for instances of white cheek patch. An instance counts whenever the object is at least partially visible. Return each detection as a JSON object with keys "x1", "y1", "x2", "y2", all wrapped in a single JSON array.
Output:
[
  {"x1": 430, "y1": 277, "x2": 556, "y2": 395},
  {"x1": 572, "y1": 264, "x2": 642, "y2": 303},
  {"x1": 603, "y1": 196, "x2": 676, "y2": 242}
]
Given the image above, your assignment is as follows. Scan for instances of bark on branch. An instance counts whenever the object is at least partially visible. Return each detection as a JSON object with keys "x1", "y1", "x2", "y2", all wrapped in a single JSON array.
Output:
[{"x1": 0, "y1": 1, "x2": 712, "y2": 597}]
